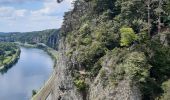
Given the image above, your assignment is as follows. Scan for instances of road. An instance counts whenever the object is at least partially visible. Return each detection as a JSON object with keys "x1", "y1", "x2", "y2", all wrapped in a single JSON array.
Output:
[{"x1": 31, "y1": 69, "x2": 56, "y2": 100}]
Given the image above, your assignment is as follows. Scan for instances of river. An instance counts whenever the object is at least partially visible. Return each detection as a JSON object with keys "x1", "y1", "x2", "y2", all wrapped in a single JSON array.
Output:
[{"x1": 0, "y1": 47, "x2": 54, "y2": 100}]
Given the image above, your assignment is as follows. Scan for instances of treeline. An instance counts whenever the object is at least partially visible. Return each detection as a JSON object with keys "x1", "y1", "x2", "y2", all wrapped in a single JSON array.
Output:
[
  {"x1": 0, "y1": 42, "x2": 20, "y2": 73},
  {"x1": 0, "y1": 29, "x2": 60, "y2": 49}
]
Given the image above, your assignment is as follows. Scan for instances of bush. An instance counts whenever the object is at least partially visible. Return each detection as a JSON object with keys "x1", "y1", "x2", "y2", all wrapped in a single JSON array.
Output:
[
  {"x1": 82, "y1": 37, "x2": 92, "y2": 45},
  {"x1": 32, "y1": 90, "x2": 37, "y2": 97},
  {"x1": 159, "y1": 80, "x2": 170, "y2": 100},
  {"x1": 124, "y1": 52, "x2": 150, "y2": 82},
  {"x1": 79, "y1": 23, "x2": 91, "y2": 35},
  {"x1": 100, "y1": 69, "x2": 106, "y2": 78},
  {"x1": 120, "y1": 27, "x2": 138, "y2": 46},
  {"x1": 74, "y1": 79, "x2": 86, "y2": 91},
  {"x1": 90, "y1": 60, "x2": 102, "y2": 77},
  {"x1": 148, "y1": 38, "x2": 170, "y2": 82}
]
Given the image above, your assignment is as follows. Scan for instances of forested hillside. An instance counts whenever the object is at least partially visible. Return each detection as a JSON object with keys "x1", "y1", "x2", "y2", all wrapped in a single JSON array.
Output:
[
  {"x1": 0, "y1": 42, "x2": 20, "y2": 73},
  {"x1": 50, "y1": 0, "x2": 170, "y2": 100},
  {"x1": 0, "y1": 29, "x2": 60, "y2": 49}
]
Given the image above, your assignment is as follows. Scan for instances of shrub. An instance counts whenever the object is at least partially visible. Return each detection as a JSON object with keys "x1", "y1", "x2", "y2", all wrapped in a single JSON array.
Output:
[
  {"x1": 79, "y1": 23, "x2": 90, "y2": 35},
  {"x1": 74, "y1": 79, "x2": 86, "y2": 91},
  {"x1": 90, "y1": 60, "x2": 102, "y2": 77},
  {"x1": 120, "y1": 27, "x2": 138, "y2": 46},
  {"x1": 124, "y1": 52, "x2": 150, "y2": 82},
  {"x1": 159, "y1": 80, "x2": 170, "y2": 100},
  {"x1": 138, "y1": 32, "x2": 149, "y2": 43},
  {"x1": 100, "y1": 69, "x2": 106, "y2": 78},
  {"x1": 32, "y1": 90, "x2": 37, "y2": 97},
  {"x1": 82, "y1": 37, "x2": 92, "y2": 45}
]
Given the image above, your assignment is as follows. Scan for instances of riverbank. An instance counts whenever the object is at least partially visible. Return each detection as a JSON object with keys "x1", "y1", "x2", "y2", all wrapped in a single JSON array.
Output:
[
  {"x1": 31, "y1": 46, "x2": 58, "y2": 100},
  {"x1": 14, "y1": 42, "x2": 58, "y2": 99},
  {"x1": 17, "y1": 42, "x2": 58, "y2": 68},
  {"x1": 0, "y1": 46, "x2": 54, "y2": 100},
  {"x1": 15, "y1": 42, "x2": 38, "y2": 48},
  {"x1": 0, "y1": 48, "x2": 20, "y2": 72},
  {"x1": 42, "y1": 47, "x2": 58, "y2": 68}
]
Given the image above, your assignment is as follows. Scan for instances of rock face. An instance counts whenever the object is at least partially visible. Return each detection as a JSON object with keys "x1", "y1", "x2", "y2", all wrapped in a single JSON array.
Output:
[
  {"x1": 89, "y1": 75, "x2": 141, "y2": 100},
  {"x1": 51, "y1": 39, "x2": 142, "y2": 100},
  {"x1": 51, "y1": 38, "x2": 83, "y2": 100},
  {"x1": 50, "y1": 0, "x2": 142, "y2": 100}
]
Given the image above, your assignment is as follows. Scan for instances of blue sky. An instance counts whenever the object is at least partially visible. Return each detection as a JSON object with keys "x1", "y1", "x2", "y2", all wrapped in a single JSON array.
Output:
[{"x1": 0, "y1": 0, "x2": 73, "y2": 32}]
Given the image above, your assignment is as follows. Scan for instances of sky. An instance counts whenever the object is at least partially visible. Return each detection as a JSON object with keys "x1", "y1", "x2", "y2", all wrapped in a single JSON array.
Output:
[{"x1": 0, "y1": 0, "x2": 74, "y2": 32}]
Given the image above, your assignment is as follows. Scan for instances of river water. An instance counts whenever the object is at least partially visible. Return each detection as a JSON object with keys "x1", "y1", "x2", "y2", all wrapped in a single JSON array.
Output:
[{"x1": 0, "y1": 47, "x2": 53, "y2": 100}]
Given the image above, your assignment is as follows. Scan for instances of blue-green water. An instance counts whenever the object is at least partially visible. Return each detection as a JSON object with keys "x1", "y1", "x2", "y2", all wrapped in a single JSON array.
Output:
[{"x1": 0, "y1": 47, "x2": 53, "y2": 100}]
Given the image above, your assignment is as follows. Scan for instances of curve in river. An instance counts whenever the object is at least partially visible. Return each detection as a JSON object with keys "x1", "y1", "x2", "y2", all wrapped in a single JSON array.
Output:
[{"x1": 0, "y1": 47, "x2": 53, "y2": 100}]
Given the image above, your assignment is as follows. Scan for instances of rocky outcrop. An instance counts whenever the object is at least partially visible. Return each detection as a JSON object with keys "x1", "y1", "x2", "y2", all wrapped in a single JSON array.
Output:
[
  {"x1": 89, "y1": 78, "x2": 141, "y2": 100},
  {"x1": 61, "y1": 0, "x2": 92, "y2": 34},
  {"x1": 50, "y1": 0, "x2": 142, "y2": 100},
  {"x1": 51, "y1": 38, "x2": 142, "y2": 100},
  {"x1": 51, "y1": 38, "x2": 83, "y2": 100}
]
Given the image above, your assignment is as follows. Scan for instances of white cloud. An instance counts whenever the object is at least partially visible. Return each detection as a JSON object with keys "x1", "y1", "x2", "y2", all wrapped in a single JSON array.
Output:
[
  {"x1": 0, "y1": 6, "x2": 27, "y2": 20},
  {"x1": 0, "y1": 7, "x2": 14, "y2": 17},
  {"x1": 0, "y1": 0, "x2": 74, "y2": 32},
  {"x1": 31, "y1": 0, "x2": 74, "y2": 16},
  {"x1": 15, "y1": 9, "x2": 27, "y2": 17},
  {"x1": 0, "y1": 0, "x2": 49, "y2": 4}
]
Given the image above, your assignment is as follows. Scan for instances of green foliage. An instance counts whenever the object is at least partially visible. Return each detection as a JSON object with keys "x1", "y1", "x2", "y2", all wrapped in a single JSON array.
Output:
[
  {"x1": 159, "y1": 80, "x2": 170, "y2": 100},
  {"x1": 1, "y1": 0, "x2": 170, "y2": 99},
  {"x1": 100, "y1": 69, "x2": 106, "y2": 78},
  {"x1": 163, "y1": 15, "x2": 170, "y2": 27},
  {"x1": 90, "y1": 60, "x2": 102, "y2": 77},
  {"x1": 79, "y1": 23, "x2": 91, "y2": 35},
  {"x1": 63, "y1": 0, "x2": 170, "y2": 99},
  {"x1": 0, "y1": 42, "x2": 20, "y2": 74},
  {"x1": 76, "y1": 41, "x2": 105, "y2": 69},
  {"x1": 0, "y1": 29, "x2": 59, "y2": 49},
  {"x1": 124, "y1": 52, "x2": 150, "y2": 82},
  {"x1": 120, "y1": 27, "x2": 138, "y2": 46},
  {"x1": 32, "y1": 90, "x2": 37, "y2": 97},
  {"x1": 138, "y1": 32, "x2": 149, "y2": 43},
  {"x1": 0, "y1": 43, "x2": 19, "y2": 66},
  {"x1": 82, "y1": 37, "x2": 92, "y2": 45},
  {"x1": 92, "y1": 0, "x2": 118, "y2": 15},
  {"x1": 132, "y1": 19, "x2": 148, "y2": 33},
  {"x1": 74, "y1": 79, "x2": 87, "y2": 91},
  {"x1": 148, "y1": 37, "x2": 170, "y2": 82},
  {"x1": 109, "y1": 49, "x2": 150, "y2": 83}
]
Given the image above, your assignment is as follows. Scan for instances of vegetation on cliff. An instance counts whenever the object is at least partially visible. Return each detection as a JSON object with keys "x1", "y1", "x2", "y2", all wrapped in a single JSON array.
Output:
[{"x1": 58, "y1": 0, "x2": 170, "y2": 99}]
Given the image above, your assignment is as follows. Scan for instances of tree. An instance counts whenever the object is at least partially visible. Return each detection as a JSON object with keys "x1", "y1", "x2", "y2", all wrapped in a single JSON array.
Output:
[
  {"x1": 0, "y1": 50, "x2": 5, "y2": 64},
  {"x1": 154, "y1": 0, "x2": 169, "y2": 33},
  {"x1": 143, "y1": 0, "x2": 153, "y2": 38},
  {"x1": 32, "y1": 90, "x2": 37, "y2": 97},
  {"x1": 156, "y1": 0, "x2": 163, "y2": 33},
  {"x1": 163, "y1": 0, "x2": 170, "y2": 28},
  {"x1": 120, "y1": 27, "x2": 138, "y2": 46},
  {"x1": 57, "y1": 0, "x2": 64, "y2": 3},
  {"x1": 165, "y1": 0, "x2": 170, "y2": 14}
]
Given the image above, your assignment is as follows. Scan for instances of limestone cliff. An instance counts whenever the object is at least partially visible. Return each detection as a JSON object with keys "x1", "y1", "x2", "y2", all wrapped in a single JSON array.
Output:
[
  {"x1": 51, "y1": 0, "x2": 142, "y2": 100},
  {"x1": 50, "y1": 0, "x2": 170, "y2": 100}
]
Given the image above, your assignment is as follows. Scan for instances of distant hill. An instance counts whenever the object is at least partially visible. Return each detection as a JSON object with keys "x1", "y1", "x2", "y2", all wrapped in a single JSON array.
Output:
[
  {"x1": 0, "y1": 32, "x2": 5, "y2": 34},
  {"x1": 0, "y1": 29, "x2": 60, "y2": 49}
]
